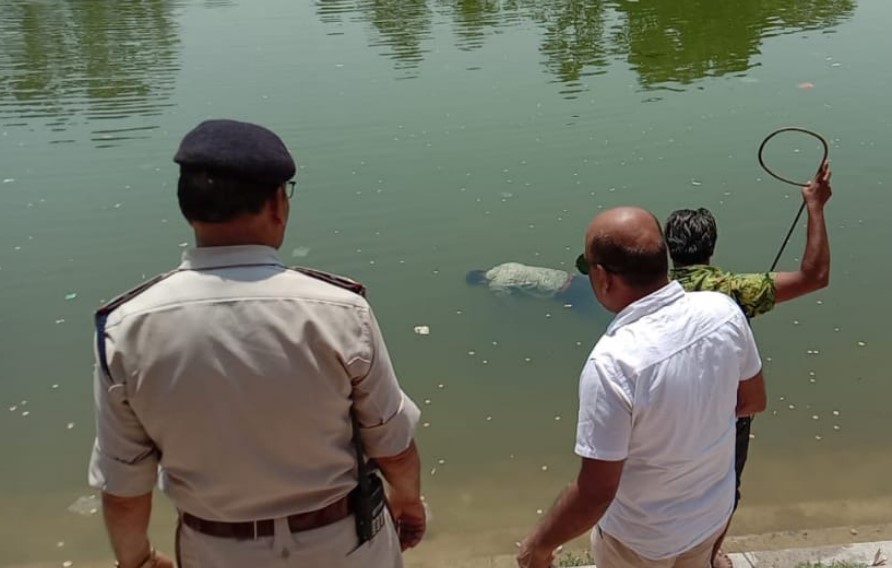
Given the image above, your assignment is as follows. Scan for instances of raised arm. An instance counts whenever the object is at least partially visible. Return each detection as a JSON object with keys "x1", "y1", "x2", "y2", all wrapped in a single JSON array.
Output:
[{"x1": 774, "y1": 161, "x2": 832, "y2": 303}]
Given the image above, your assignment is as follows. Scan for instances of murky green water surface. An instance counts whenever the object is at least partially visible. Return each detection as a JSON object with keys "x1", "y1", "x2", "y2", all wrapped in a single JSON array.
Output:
[{"x1": 2, "y1": 0, "x2": 891, "y2": 564}]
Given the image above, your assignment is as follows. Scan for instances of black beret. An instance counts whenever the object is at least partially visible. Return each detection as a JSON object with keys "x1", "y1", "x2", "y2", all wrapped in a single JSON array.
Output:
[{"x1": 173, "y1": 119, "x2": 296, "y2": 186}]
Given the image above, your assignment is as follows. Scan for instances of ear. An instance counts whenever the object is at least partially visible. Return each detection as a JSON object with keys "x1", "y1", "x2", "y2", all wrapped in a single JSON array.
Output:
[
  {"x1": 592, "y1": 264, "x2": 611, "y2": 291},
  {"x1": 268, "y1": 186, "x2": 289, "y2": 225}
]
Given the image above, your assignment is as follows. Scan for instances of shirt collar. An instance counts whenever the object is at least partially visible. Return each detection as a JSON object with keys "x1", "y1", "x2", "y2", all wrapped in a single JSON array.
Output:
[
  {"x1": 179, "y1": 245, "x2": 284, "y2": 271},
  {"x1": 606, "y1": 281, "x2": 685, "y2": 335},
  {"x1": 670, "y1": 264, "x2": 719, "y2": 276}
]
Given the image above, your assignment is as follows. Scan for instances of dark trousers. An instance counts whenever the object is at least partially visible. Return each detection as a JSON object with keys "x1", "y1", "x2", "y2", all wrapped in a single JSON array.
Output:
[{"x1": 733, "y1": 416, "x2": 753, "y2": 511}]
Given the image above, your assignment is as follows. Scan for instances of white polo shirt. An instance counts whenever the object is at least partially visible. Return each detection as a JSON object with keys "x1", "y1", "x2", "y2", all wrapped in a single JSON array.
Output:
[{"x1": 576, "y1": 281, "x2": 762, "y2": 560}]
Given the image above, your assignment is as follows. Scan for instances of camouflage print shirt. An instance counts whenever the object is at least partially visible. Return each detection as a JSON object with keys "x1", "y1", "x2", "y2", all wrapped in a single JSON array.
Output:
[{"x1": 670, "y1": 265, "x2": 777, "y2": 319}]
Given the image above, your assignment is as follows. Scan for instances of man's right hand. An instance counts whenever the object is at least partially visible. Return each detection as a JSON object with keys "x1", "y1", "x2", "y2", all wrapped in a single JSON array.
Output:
[
  {"x1": 387, "y1": 494, "x2": 426, "y2": 550},
  {"x1": 802, "y1": 160, "x2": 832, "y2": 209}
]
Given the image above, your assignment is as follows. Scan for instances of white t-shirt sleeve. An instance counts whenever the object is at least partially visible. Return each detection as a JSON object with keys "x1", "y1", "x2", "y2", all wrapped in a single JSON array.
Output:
[
  {"x1": 575, "y1": 357, "x2": 632, "y2": 461},
  {"x1": 736, "y1": 312, "x2": 763, "y2": 381}
]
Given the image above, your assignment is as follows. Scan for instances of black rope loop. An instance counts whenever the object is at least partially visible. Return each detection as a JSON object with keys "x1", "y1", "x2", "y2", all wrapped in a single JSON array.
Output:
[{"x1": 758, "y1": 126, "x2": 829, "y2": 187}]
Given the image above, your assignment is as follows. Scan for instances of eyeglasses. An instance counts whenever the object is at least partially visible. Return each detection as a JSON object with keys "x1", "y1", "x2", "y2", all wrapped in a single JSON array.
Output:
[
  {"x1": 575, "y1": 253, "x2": 590, "y2": 275},
  {"x1": 285, "y1": 180, "x2": 296, "y2": 198},
  {"x1": 575, "y1": 253, "x2": 621, "y2": 275}
]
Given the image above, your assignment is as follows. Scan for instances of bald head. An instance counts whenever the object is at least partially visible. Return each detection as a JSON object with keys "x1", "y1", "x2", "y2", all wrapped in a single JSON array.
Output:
[{"x1": 585, "y1": 206, "x2": 668, "y2": 289}]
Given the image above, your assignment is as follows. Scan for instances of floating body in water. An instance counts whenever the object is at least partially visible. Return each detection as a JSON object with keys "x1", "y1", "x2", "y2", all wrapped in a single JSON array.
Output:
[{"x1": 466, "y1": 262, "x2": 609, "y2": 319}]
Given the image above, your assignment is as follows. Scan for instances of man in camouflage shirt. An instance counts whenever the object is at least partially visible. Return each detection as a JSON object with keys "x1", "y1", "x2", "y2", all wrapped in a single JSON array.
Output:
[{"x1": 665, "y1": 161, "x2": 832, "y2": 567}]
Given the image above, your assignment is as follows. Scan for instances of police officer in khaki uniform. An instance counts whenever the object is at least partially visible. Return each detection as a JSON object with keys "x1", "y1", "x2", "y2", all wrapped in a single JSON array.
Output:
[
  {"x1": 89, "y1": 119, "x2": 425, "y2": 568},
  {"x1": 664, "y1": 160, "x2": 832, "y2": 567}
]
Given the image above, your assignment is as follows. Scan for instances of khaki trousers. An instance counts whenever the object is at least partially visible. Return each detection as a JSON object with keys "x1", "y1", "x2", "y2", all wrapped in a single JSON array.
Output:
[
  {"x1": 177, "y1": 512, "x2": 403, "y2": 568},
  {"x1": 592, "y1": 525, "x2": 725, "y2": 568}
]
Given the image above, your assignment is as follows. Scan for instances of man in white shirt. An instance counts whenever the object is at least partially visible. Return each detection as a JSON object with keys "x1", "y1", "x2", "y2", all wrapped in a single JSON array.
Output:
[{"x1": 516, "y1": 206, "x2": 767, "y2": 568}]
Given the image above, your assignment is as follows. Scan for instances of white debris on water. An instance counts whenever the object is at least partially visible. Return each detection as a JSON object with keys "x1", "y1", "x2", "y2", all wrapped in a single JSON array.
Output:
[
  {"x1": 67, "y1": 422, "x2": 75, "y2": 430},
  {"x1": 68, "y1": 495, "x2": 101, "y2": 516},
  {"x1": 858, "y1": 341, "x2": 866, "y2": 347},
  {"x1": 413, "y1": 326, "x2": 430, "y2": 336},
  {"x1": 3, "y1": 178, "x2": 14, "y2": 183},
  {"x1": 291, "y1": 246, "x2": 311, "y2": 258}
]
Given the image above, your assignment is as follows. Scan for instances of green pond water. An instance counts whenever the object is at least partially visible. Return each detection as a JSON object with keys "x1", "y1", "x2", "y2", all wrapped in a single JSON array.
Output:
[{"x1": 1, "y1": 0, "x2": 891, "y2": 564}]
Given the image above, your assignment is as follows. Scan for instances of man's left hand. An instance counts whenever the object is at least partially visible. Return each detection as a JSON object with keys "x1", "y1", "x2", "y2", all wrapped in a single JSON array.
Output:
[
  {"x1": 153, "y1": 551, "x2": 174, "y2": 568},
  {"x1": 387, "y1": 494, "x2": 427, "y2": 551},
  {"x1": 516, "y1": 537, "x2": 555, "y2": 568}
]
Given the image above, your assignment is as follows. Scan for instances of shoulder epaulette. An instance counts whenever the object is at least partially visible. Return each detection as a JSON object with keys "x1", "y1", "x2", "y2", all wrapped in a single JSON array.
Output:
[
  {"x1": 289, "y1": 266, "x2": 367, "y2": 298},
  {"x1": 95, "y1": 270, "x2": 178, "y2": 378}
]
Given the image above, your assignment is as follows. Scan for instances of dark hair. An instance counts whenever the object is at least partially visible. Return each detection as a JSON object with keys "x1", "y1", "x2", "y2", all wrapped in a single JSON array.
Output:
[
  {"x1": 177, "y1": 168, "x2": 280, "y2": 223},
  {"x1": 664, "y1": 208, "x2": 717, "y2": 266},
  {"x1": 589, "y1": 228, "x2": 668, "y2": 288},
  {"x1": 466, "y1": 269, "x2": 487, "y2": 285}
]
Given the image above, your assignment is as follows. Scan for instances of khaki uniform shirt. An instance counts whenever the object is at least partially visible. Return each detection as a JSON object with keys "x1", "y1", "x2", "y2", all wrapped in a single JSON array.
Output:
[
  {"x1": 670, "y1": 265, "x2": 776, "y2": 319},
  {"x1": 89, "y1": 245, "x2": 420, "y2": 522}
]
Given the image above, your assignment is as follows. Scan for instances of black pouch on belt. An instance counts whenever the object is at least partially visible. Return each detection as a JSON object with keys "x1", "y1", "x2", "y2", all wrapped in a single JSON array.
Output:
[{"x1": 349, "y1": 411, "x2": 387, "y2": 544}]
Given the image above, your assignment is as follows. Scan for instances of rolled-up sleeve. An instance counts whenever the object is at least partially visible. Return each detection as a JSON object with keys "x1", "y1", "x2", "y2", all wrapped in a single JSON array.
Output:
[
  {"x1": 88, "y1": 337, "x2": 158, "y2": 496},
  {"x1": 350, "y1": 307, "x2": 420, "y2": 459},
  {"x1": 730, "y1": 273, "x2": 776, "y2": 318}
]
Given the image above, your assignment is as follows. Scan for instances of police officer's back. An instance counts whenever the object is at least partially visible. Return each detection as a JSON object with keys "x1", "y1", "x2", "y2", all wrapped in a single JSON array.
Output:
[{"x1": 89, "y1": 120, "x2": 425, "y2": 568}]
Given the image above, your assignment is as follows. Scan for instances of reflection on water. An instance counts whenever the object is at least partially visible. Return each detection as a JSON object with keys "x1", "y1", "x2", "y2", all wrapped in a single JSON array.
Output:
[
  {"x1": 614, "y1": 0, "x2": 856, "y2": 90},
  {"x1": 0, "y1": 0, "x2": 181, "y2": 146},
  {"x1": 318, "y1": 0, "x2": 855, "y2": 95},
  {"x1": 365, "y1": 0, "x2": 434, "y2": 74}
]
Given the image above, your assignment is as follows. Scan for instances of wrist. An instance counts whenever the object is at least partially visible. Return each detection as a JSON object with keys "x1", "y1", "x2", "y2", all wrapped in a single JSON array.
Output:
[
  {"x1": 115, "y1": 545, "x2": 156, "y2": 568},
  {"x1": 805, "y1": 201, "x2": 825, "y2": 215},
  {"x1": 388, "y1": 487, "x2": 421, "y2": 504}
]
